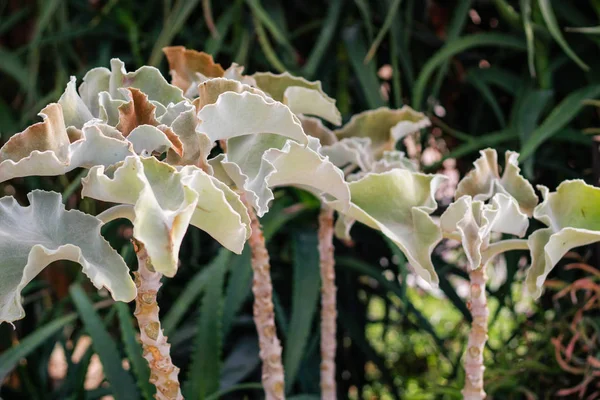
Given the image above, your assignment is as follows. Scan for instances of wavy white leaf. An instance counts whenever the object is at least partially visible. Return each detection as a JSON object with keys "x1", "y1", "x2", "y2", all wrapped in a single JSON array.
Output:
[
  {"x1": 82, "y1": 156, "x2": 248, "y2": 276},
  {"x1": 455, "y1": 148, "x2": 538, "y2": 216},
  {"x1": 327, "y1": 169, "x2": 446, "y2": 285},
  {"x1": 0, "y1": 190, "x2": 136, "y2": 324},
  {"x1": 526, "y1": 180, "x2": 600, "y2": 298}
]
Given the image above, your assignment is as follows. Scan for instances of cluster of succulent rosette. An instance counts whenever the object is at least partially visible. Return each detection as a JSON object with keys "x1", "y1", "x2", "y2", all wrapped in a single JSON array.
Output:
[{"x1": 1, "y1": 47, "x2": 598, "y2": 400}]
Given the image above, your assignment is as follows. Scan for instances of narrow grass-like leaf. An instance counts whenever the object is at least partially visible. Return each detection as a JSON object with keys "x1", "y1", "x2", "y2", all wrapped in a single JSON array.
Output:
[
  {"x1": 364, "y1": 0, "x2": 401, "y2": 63},
  {"x1": 466, "y1": 73, "x2": 506, "y2": 127},
  {"x1": 115, "y1": 302, "x2": 155, "y2": 400},
  {"x1": 0, "y1": 313, "x2": 76, "y2": 382},
  {"x1": 163, "y1": 249, "x2": 231, "y2": 336},
  {"x1": 222, "y1": 246, "x2": 253, "y2": 338},
  {"x1": 511, "y1": 88, "x2": 553, "y2": 142},
  {"x1": 538, "y1": 0, "x2": 589, "y2": 71},
  {"x1": 184, "y1": 252, "x2": 229, "y2": 399},
  {"x1": 520, "y1": 84, "x2": 600, "y2": 160},
  {"x1": 565, "y1": 26, "x2": 600, "y2": 34},
  {"x1": 0, "y1": 48, "x2": 29, "y2": 89},
  {"x1": 253, "y1": 14, "x2": 287, "y2": 73},
  {"x1": 205, "y1": 0, "x2": 242, "y2": 56},
  {"x1": 353, "y1": 0, "x2": 374, "y2": 41},
  {"x1": 284, "y1": 231, "x2": 321, "y2": 392},
  {"x1": 520, "y1": 0, "x2": 536, "y2": 77},
  {"x1": 412, "y1": 33, "x2": 526, "y2": 109},
  {"x1": 343, "y1": 25, "x2": 385, "y2": 109},
  {"x1": 148, "y1": 0, "x2": 202, "y2": 66},
  {"x1": 430, "y1": 0, "x2": 473, "y2": 100},
  {"x1": 246, "y1": 0, "x2": 294, "y2": 50},
  {"x1": 204, "y1": 383, "x2": 264, "y2": 400},
  {"x1": 302, "y1": 0, "x2": 343, "y2": 78},
  {"x1": 70, "y1": 284, "x2": 139, "y2": 400},
  {"x1": 466, "y1": 67, "x2": 521, "y2": 95}
]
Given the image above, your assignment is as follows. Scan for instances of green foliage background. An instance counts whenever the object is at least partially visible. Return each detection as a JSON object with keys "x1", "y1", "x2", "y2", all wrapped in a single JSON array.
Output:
[{"x1": 1, "y1": 0, "x2": 599, "y2": 399}]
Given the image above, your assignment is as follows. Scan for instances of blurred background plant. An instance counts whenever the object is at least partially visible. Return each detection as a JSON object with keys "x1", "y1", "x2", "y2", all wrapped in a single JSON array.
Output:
[{"x1": 1, "y1": 0, "x2": 599, "y2": 399}]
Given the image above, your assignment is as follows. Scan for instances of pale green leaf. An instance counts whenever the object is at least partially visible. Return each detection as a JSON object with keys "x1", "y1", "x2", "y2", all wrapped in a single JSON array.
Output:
[
  {"x1": 0, "y1": 190, "x2": 136, "y2": 324},
  {"x1": 526, "y1": 180, "x2": 600, "y2": 298},
  {"x1": 334, "y1": 106, "x2": 430, "y2": 159},
  {"x1": 455, "y1": 148, "x2": 538, "y2": 216},
  {"x1": 0, "y1": 104, "x2": 133, "y2": 183},
  {"x1": 83, "y1": 156, "x2": 248, "y2": 276},
  {"x1": 440, "y1": 194, "x2": 528, "y2": 270},
  {"x1": 328, "y1": 170, "x2": 446, "y2": 285},
  {"x1": 197, "y1": 91, "x2": 307, "y2": 144}
]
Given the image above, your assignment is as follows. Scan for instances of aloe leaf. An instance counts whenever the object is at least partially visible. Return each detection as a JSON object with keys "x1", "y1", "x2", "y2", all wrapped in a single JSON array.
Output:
[
  {"x1": 412, "y1": 33, "x2": 526, "y2": 109},
  {"x1": 537, "y1": 0, "x2": 589, "y2": 71},
  {"x1": 343, "y1": 25, "x2": 385, "y2": 109},
  {"x1": 115, "y1": 302, "x2": 155, "y2": 400},
  {"x1": 183, "y1": 249, "x2": 228, "y2": 399},
  {"x1": 519, "y1": 84, "x2": 600, "y2": 160},
  {"x1": 163, "y1": 249, "x2": 231, "y2": 336},
  {"x1": 70, "y1": 284, "x2": 139, "y2": 400},
  {"x1": 284, "y1": 231, "x2": 321, "y2": 392},
  {"x1": 0, "y1": 313, "x2": 77, "y2": 382}
]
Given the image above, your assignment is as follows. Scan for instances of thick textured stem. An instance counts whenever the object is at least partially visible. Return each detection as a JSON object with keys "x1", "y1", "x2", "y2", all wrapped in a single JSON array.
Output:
[
  {"x1": 462, "y1": 264, "x2": 489, "y2": 400},
  {"x1": 318, "y1": 206, "x2": 337, "y2": 400},
  {"x1": 245, "y1": 201, "x2": 286, "y2": 400},
  {"x1": 132, "y1": 240, "x2": 183, "y2": 400}
]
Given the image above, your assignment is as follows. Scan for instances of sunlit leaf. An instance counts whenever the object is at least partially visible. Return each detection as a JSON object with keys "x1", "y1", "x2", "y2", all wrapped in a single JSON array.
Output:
[{"x1": 0, "y1": 190, "x2": 136, "y2": 324}]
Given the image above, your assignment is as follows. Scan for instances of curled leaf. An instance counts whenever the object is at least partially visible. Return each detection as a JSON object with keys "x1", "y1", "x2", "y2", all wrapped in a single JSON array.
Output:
[
  {"x1": 0, "y1": 190, "x2": 136, "y2": 324},
  {"x1": 328, "y1": 169, "x2": 446, "y2": 285},
  {"x1": 299, "y1": 115, "x2": 337, "y2": 146},
  {"x1": 162, "y1": 46, "x2": 225, "y2": 93},
  {"x1": 196, "y1": 91, "x2": 307, "y2": 144},
  {"x1": 455, "y1": 148, "x2": 538, "y2": 216},
  {"x1": 334, "y1": 106, "x2": 430, "y2": 159},
  {"x1": 217, "y1": 138, "x2": 350, "y2": 216},
  {"x1": 0, "y1": 105, "x2": 134, "y2": 183},
  {"x1": 82, "y1": 156, "x2": 248, "y2": 276},
  {"x1": 58, "y1": 76, "x2": 94, "y2": 129},
  {"x1": 253, "y1": 71, "x2": 341, "y2": 125},
  {"x1": 440, "y1": 194, "x2": 529, "y2": 270},
  {"x1": 321, "y1": 137, "x2": 373, "y2": 171},
  {"x1": 192, "y1": 78, "x2": 265, "y2": 112},
  {"x1": 526, "y1": 180, "x2": 600, "y2": 298}
]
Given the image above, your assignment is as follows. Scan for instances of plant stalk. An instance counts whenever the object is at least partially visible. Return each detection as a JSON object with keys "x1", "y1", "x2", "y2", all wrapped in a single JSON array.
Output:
[
  {"x1": 318, "y1": 206, "x2": 337, "y2": 400},
  {"x1": 462, "y1": 263, "x2": 489, "y2": 400},
  {"x1": 245, "y1": 198, "x2": 286, "y2": 400},
  {"x1": 132, "y1": 239, "x2": 183, "y2": 400}
]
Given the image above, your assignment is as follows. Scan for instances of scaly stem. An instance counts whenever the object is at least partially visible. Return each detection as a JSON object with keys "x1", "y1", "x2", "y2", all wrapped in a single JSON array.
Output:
[
  {"x1": 318, "y1": 206, "x2": 337, "y2": 400},
  {"x1": 132, "y1": 239, "x2": 183, "y2": 400},
  {"x1": 245, "y1": 199, "x2": 286, "y2": 400},
  {"x1": 462, "y1": 263, "x2": 489, "y2": 400}
]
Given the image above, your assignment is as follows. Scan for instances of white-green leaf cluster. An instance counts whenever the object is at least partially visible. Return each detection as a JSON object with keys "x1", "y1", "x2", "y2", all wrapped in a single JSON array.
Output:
[{"x1": 525, "y1": 180, "x2": 600, "y2": 298}]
